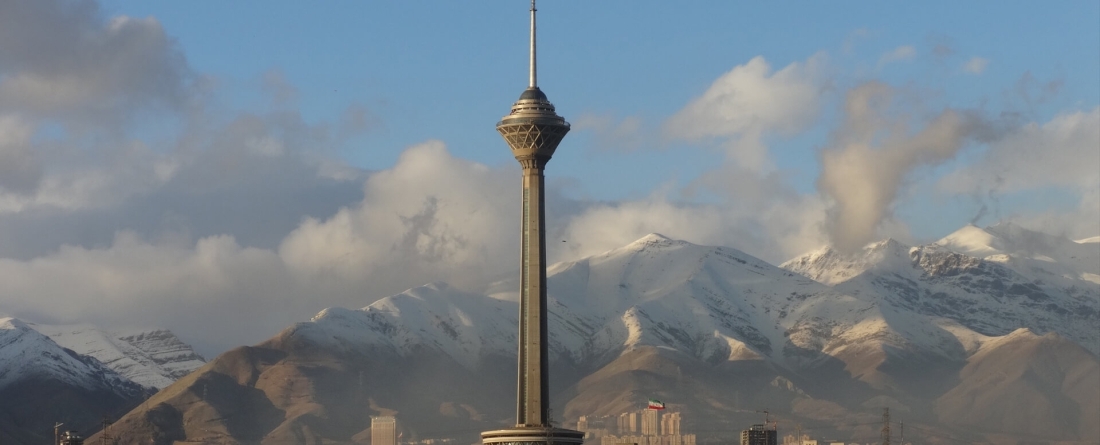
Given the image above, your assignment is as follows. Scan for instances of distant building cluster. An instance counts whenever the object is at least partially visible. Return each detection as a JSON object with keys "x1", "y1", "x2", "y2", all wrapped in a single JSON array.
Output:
[
  {"x1": 576, "y1": 410, "x2": 696, "y2": 445},
  {"x1": 780, "y1": 433, "x2": 817, "y2": 445},
  {"x1": 778, "y1": 431, "x2": 911, "y2": 445}
]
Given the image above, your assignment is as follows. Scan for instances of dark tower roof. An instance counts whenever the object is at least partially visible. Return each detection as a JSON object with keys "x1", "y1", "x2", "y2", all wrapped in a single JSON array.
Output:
[{"x1": 518, "y1": 87, "x2": 548, "y2": 101}]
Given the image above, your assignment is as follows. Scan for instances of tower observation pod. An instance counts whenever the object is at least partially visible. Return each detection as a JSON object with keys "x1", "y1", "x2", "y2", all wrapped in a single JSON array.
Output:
[{"x1": 480, "y1": 2, "x2": 584, "y2": 445}]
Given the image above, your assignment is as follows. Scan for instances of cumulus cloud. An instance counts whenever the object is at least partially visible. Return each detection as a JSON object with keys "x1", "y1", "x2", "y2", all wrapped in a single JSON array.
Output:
[
  {"x1": 0, "y1": 1, "x2": 193, "y2": 126},
  {"x1": 0, "y1": 140, "x2": 522, "y2": 356},
  {"x1": 817, "y1": 82, "x2": 996, "y2": 252},
  {"x1": 964, "y1": 57, "x2": 990, "y2": 75},
  {"x1": 665, "y1": 54, "x2": 825, "y2": 171},
  {"x1": 940, "y1": 108, "x2": 1099, "y2": 194},
  {"x1": 0, "y1": 106, "x2": 365, "y2": 259},
  {"x1": 0, "y1": 0, "x2": 376, "y2": 355},
  {"x1": 0, "y1": 232, "x2": 298, "y2": 356},
  {"x1": 279, "y1": 141, "x2": 519, "y2": 294},
  {"x1": 939, "y1": 107, "x2": 1100, "y2": 238}
]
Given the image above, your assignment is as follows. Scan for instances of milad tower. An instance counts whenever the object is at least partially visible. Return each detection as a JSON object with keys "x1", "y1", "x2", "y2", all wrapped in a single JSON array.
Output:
[{"x1": 479, "y1": 2, "x2": 583, "y2": 445}]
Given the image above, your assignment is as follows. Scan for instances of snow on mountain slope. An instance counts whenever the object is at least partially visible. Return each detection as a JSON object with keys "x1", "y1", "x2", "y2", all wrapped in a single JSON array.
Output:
[
  {"x1": 936, "y1": 223, "x2": 1100, "y2": 286},
  {"x1": 1078, "y1": 236, "x2": 1100, "y2": 244},
  {"x1": 0, "y1": 317, "x2": 142, "y2": 397},
  {"x1": 30, "y1": 323, "x2": 205, "y2": 389},
  {"x1": 281, "y1": 234, "x2": 984, "y2": 385},
  {"x1": 286, "y1": 282, "x2": 517, "y2": 369},
  {"x1": 779, "y1": 238, "x2": 911, "y2": 286},
  {"x1": 783, "y1": 225, "x2": 1100, "y2": 356},
  {"x1": 280, "y1": 235, "x2": 825, "y2": 368}
]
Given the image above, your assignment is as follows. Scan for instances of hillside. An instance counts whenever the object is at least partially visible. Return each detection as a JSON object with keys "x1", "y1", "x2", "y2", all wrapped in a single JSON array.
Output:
[{"x1": 89, "y1": 228, "x2": 1100, "y2": 444}]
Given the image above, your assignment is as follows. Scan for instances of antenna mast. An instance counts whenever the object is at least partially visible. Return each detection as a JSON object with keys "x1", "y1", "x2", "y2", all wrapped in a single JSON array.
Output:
[{"x1": 529, "y1": 0, "x2": 537, "y2": 88}]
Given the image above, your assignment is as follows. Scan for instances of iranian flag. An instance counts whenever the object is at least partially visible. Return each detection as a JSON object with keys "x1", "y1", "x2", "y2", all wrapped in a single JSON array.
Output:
[{"x1": 647, "y1": 399, "x2": 666, "y2": 410}]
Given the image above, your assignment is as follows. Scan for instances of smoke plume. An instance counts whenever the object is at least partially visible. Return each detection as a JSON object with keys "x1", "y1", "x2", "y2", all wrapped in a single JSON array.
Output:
[{"x1": 818, "y1": 82, "x2": 993, "y2": 252}]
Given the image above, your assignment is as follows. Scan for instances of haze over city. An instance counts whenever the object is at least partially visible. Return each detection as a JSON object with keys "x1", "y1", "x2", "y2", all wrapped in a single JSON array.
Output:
[{"x1": 0, "y1": 0, "x2": 1096, "y2": 359}]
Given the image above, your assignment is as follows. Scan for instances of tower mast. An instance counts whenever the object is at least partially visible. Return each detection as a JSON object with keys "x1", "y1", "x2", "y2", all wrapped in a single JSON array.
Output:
[
  {"x1": 480, "y1": 2, "x2": 582, "y2": 445},
  {"x1": 529, "y1": 0, "x2": 537, "y2": 88}
]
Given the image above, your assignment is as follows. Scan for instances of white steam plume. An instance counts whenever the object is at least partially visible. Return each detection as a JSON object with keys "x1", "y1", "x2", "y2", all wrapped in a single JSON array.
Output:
[{"x1": 818, "y1": 82, "x2": 994, "y2": 252}]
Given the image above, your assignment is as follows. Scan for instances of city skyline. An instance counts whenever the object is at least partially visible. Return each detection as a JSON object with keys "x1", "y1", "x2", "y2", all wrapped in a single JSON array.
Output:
[{"x1": 578, "y1": 409, "x2": 696, "y2": 445}]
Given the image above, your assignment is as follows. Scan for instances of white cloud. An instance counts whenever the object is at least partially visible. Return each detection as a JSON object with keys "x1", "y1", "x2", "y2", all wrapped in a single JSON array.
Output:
[
  {"x1": 665, "y1": 54, "x2": 825, "y2": 171},
  {"x1": 0, "y1": 3, "x2": 193, "y2": 126},
  {"x1": 0, "y1": 231, "x2": 298, "y2": 355},
  {"x1": 964, "y1": 57, "x2": 990, "y2": 75},
  {"x1": 0, "y1": 133, "x2": 835, "y2": 355},
  {"x1": 877, "y1": 45, "x2": 917, "y2": 68},
  {"x1": 940, "y1": 108, "x2": 1099, "y2": 194},
  {"x1": 0, "y1": 140, "x2": 517, "y2": 356},
  {"x1": 938, "y1": 107, "x2": 1100, "y2": 238},
  {"x1": 279, "y1": 140, "x2": 519, "y2": 293}
]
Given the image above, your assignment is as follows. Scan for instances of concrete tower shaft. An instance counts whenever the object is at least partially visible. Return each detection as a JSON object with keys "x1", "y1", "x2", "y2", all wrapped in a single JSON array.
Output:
[{"x1": 495, "y1": 90, "x2": 570, "y2": 430}]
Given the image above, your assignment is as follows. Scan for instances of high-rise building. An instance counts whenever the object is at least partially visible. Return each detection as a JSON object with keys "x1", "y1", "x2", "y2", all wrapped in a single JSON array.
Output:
[
  {"x1": 479, "y1": 3, "x2": 582, "y2": 445},
  {"x1": 641, "y1": 410, "x2": 659, "y2": 436},
  {"x1": 740, "y1": 424, "x2": 776, "y2": 445},
  {"x1": 618, "y1": 412, "x2": 638, "y2": 435},
  {"x1": 660, "y1": 412, "x2": 680, "y2": 436},
  {"x1": 372, "y1": 416, "x2": 397, "y2": 445}
]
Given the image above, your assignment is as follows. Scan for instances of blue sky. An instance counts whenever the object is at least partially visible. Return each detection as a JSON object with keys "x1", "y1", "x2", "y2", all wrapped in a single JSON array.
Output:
[
  {"x1": 0, "y1": 0, "x2": 1096, "y2": 355},
  {"x1": 100, "y1": 0, "x2": 1099, "y2": 229}
]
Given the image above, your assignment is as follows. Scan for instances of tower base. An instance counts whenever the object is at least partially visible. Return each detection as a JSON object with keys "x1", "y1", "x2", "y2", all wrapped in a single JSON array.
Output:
[{"x1": 481, "y1": 427, "x2": 584, "y2": 445}]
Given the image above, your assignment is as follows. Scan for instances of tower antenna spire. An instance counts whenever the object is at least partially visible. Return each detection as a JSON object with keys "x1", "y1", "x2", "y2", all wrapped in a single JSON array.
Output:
[{"x1": 529, "y1": 0, "x2": 537, "y2": 88}]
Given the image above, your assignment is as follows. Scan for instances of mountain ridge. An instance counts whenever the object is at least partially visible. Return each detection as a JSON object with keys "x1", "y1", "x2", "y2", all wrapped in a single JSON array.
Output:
[{"x1": 85, "y1": 225, "x2": 1100, "y2": 444}]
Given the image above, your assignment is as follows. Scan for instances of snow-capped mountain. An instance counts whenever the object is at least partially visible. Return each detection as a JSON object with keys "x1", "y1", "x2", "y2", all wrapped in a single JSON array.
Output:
[
  {"x1": 782, "y1": 224, "x2": 1100, "y2": 356},
  {"x1": 291, "y1": 232, "x2": 1096, "y2": 378},
  {"x1": 291, "y1": 234, "x2": 868, "y2": 371},
  {"x1": 93, "y1": 228, "x2": 1100, "y2": 444},
  {"x1": 30, "y1": 323, "x2": 206, "y2": 389},
  {"x1": 0, "y1": 317, "x2": 141, "y2": 394},
  {"x1": 936, "y1": 222, "x2": 1100, "y2": 286},
  {"x1": 0, "y1": 317, "x2": 149, "y2": 445}
]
